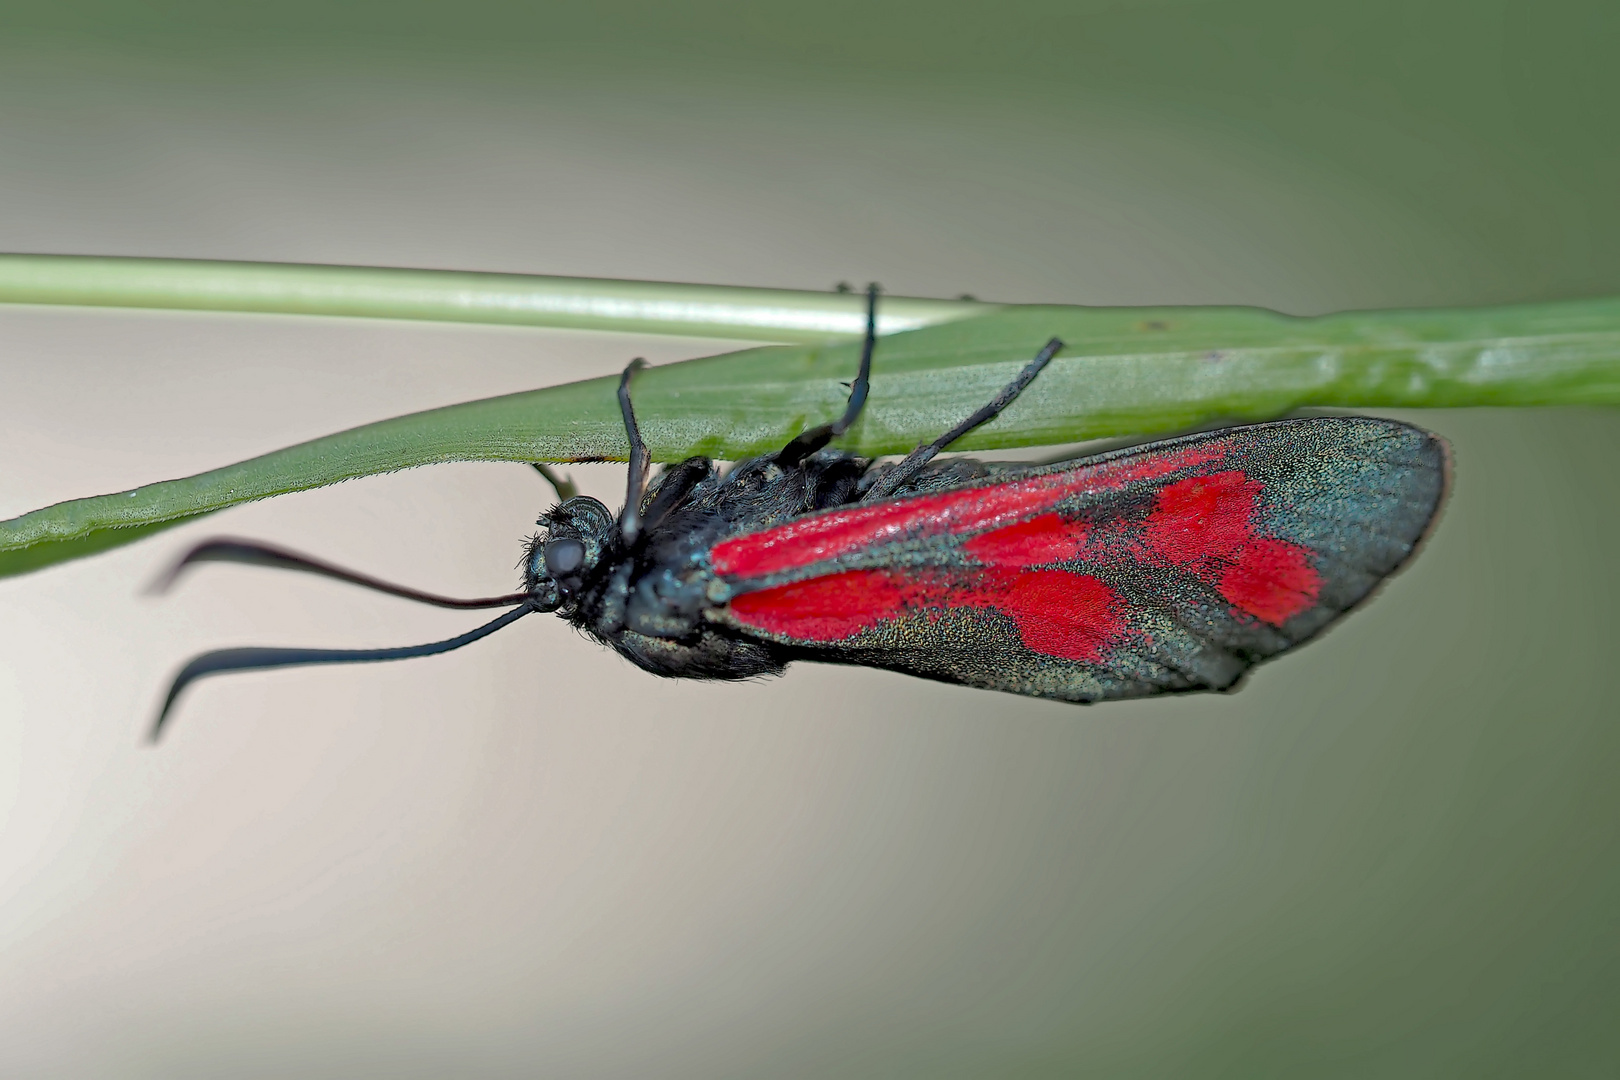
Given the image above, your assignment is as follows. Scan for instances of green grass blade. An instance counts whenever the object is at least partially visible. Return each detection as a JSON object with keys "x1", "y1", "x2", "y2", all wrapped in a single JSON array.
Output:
[
  {"x1": 4, "y1": 296, "x2": 1618, "y2": 579},
  {"x1": 0, "y1": 254, "x2": 987, "y2": 342}
]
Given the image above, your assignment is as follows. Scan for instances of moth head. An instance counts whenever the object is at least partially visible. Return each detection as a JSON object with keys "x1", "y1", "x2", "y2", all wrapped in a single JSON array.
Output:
[{"x1": 526, "y1": 495, "x2": 616, "y2": 606}]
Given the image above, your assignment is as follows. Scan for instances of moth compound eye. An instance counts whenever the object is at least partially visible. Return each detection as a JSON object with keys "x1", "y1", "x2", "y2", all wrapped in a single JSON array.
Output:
[{"x1": 544, "y1": 537, "x2": 587, "y2": 579}]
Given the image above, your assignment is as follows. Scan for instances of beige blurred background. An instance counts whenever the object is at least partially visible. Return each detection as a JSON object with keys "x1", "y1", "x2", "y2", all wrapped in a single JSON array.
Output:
[{"x1": 1, "y1": 3, "x2": 1617, "y2": 1076}]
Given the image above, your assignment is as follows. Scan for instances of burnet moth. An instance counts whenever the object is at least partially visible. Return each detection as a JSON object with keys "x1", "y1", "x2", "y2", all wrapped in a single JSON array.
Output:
[{"x1": 150, "y1": 285, "x2": 1448, "y2": 739}]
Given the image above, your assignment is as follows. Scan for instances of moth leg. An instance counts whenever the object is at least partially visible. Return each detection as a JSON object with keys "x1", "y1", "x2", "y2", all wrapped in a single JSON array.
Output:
[
  {"x1": 862, "y1": 336, "x2": 1063, "y2": 503},
  {"x1": 530, "y1": 463, "x2": 580, "y2": 502},
  {"x1": 616, "y1": 358, "x2": 653, "y2": 546},
  {"x1": 775, "y1": 283, "x2": 880, "y2": 467}
]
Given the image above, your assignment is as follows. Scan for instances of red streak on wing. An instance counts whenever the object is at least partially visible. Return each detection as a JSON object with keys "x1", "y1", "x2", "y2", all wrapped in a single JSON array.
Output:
[
  {"x1": 729, "y1": 565, "x2": 1123, "y2": 664},
  {"x1": 1218, "y1": 538, "x2": 1321, "y2": 625},
  {"x1": 711, "y1": 441, "x2": 1231, "y2": 579},
  {"x1": 728, "y1": 569, "x2": 921, "y2": 641},
  {"x1": 1142, "y1": 470, "x2": 1321, "y2": 625}
]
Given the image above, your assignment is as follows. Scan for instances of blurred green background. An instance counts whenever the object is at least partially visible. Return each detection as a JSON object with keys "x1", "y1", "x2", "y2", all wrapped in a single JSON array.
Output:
[{"x1": 0, "y1": 2, "x2": 1616, "y2": 1077}]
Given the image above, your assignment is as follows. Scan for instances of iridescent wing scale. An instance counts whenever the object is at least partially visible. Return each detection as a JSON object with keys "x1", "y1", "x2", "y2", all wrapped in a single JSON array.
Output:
[{"x1": 708, "y1": 417, "x2": 1447, "y2": 703}]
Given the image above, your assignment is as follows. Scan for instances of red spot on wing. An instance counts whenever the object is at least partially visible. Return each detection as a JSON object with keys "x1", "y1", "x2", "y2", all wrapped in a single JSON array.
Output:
[
  {"x1": 1142, "y1": 470, "x2": 1321, "y2": 625},
  {"x1": 710, "y1": 441, "x2": 1231, "y2": 579},
  {"x1": 1143, "y1": 471, "x2": 1259, "y2": 565},
  {"x1": 996, "y1": 570, "x2": 1121, "y2": 661},
  {"x1": 729, "y1": 565, "x2": 1123, "y2": 664},
  {"x1": 1218, "y1": 538, "x2": 1321, "y2": 625},
  {"x1": 962, "y1": 513, "x2": 1089, "y2": 566}
]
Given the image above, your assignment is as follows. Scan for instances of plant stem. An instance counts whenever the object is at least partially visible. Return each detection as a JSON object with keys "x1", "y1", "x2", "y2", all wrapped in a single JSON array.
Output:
[{"x1": 0, "y1": 254, "x2": 988, "y2": 342}]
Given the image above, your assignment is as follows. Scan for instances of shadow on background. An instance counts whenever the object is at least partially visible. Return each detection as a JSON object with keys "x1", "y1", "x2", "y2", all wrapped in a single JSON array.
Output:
[{"x1": 0, "y1": 2, "x2": 1616, "y2": 1076}]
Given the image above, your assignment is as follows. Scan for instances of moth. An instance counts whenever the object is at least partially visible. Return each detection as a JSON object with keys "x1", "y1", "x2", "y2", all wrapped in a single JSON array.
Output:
[{"x1": 151, "y1": 286, "x2": 1447, "y2": 738}]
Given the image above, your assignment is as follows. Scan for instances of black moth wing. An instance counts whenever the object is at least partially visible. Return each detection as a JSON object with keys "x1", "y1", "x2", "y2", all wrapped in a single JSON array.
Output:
[{"x1": 708, "y1": 417, "x2": 1448, "y2": 704}]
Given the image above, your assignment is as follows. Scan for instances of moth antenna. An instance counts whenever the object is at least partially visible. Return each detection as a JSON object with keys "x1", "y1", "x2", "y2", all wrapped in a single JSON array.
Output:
[
  {"x1": 151, "y1": 538, "x2": 530, "y2": 610},
  {"x1": 150, "y1": 603, "x2": 535, "y2": 742},
  {"x1": 776, "y1": 283, "x2": 880, "y2": 466},
  {"x1": 531, "y1": 463, "x2": 580, "y2": 501},
  {"x1": 617, "y1": 357, "x2": 652, "y2": 546}
]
